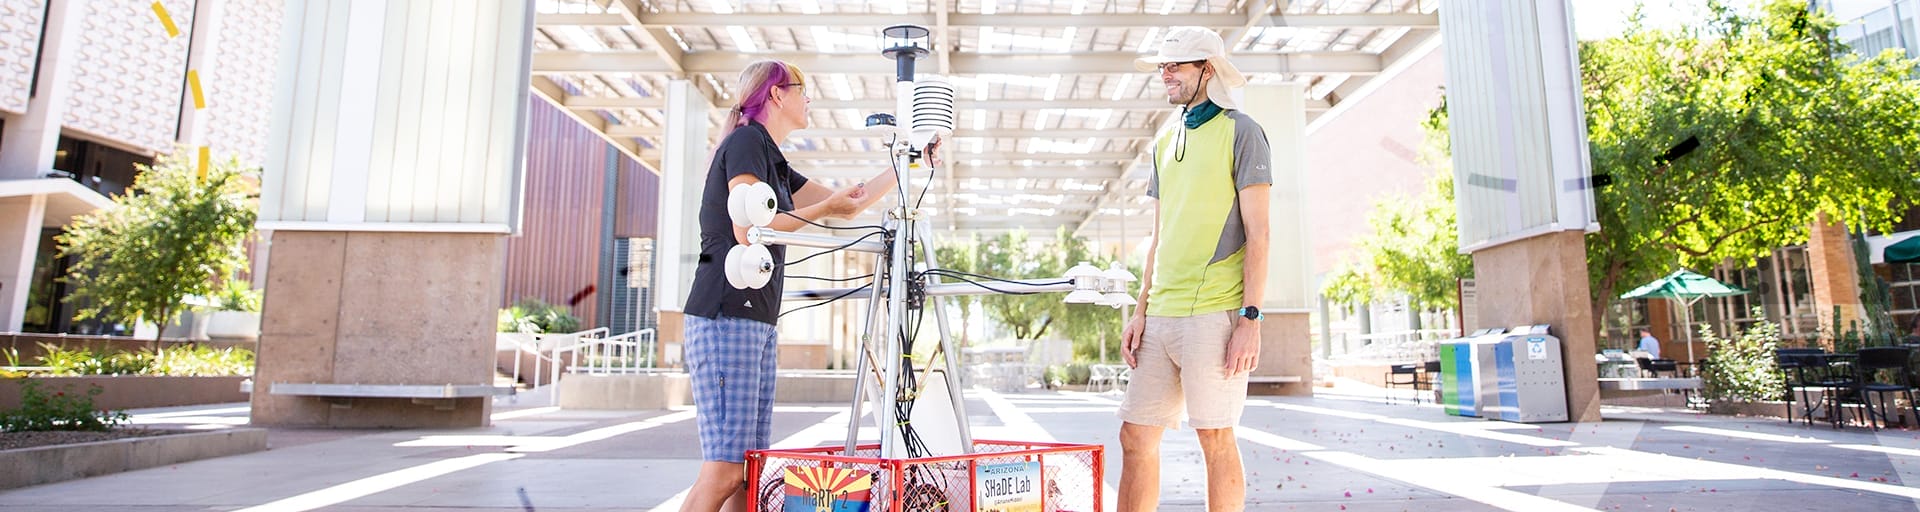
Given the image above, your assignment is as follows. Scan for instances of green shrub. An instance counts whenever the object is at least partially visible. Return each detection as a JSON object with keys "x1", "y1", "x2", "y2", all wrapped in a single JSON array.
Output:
[
  {"x1": 1700, "y1": 310, "x2": 1785, "y2": 403},
  {"x1": 33, "y1": 343, "x2": 253, "y2": 376},
  {"x1": 147, "y1": 345, "x2": 254, "y2": 376},
  {"x1": 1045, "y1": 363, "x2": 1092, "y2": 386},
  {"x1": 497, "y1": 298, "x2": 582, "y2": 334},
  {"x1": 39, "y1": 344, "x2": 151, "y2": 376},
  {"x1": 0, "y1": 380, "x2": 128, "y2": 432},
  {"x1": 212, "y1": 277, "x2": 262, "y2": 312}
]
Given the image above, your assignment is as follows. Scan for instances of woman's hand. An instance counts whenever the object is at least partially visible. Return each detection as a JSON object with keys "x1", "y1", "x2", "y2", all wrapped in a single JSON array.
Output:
[
  {"x1": 824, "y1": 185, "x2": 863, "y2": 219},
  {"x1": 923, "y1": 135, "x2": 944, "y2": 168}
]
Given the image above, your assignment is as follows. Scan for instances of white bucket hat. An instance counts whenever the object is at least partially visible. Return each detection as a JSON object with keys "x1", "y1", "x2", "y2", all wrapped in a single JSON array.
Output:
[{"x1": 1133, "y1": 27, "x2": 1245, "y2": 110}]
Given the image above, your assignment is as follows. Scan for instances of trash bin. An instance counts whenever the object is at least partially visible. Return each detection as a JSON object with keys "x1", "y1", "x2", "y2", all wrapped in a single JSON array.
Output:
[
  {"x1": 1439, "y1": 325, "x2": 1570, "y2": 423},
  {"x1": 1439, "y1": 328, "x2": 1511, "y2": 418},
  {"x1": 1488, "y1": 326, "x2": 1568, "y2": 423}
]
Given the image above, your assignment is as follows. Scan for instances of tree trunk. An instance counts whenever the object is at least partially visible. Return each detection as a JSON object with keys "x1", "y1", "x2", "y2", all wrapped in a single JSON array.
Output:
[
  {"x1": 1590, "y1": 259, "x2": 1626, "y2": 347},
  {"x1": 958, "y1": 311, "x2": 971, "y2": 348},
  {"x1": 149, "y1": 307, "x2": 171, "y2": 352}
]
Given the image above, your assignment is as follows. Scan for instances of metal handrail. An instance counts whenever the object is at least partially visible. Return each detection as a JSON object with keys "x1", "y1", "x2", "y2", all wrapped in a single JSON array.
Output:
[
  {"x1": 497, "y1": 328, "x2": 627, "y2": 406},
  {"x1": 533, "y1": 328, "x2": 658, "y2": 406},
  {"x1": 559, "y1": 329, "x2": 658, "y2": 376},
  {"x1": 1331, "y1": 328, "x2": 1459, "y2": 363}
]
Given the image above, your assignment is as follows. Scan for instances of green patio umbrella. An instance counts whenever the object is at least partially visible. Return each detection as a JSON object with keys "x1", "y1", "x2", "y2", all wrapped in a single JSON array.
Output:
[
  {"x1": 1886, "y1": 235, "x2": 1920, "y2": 264},
  {"x1": 1619, "y1": 269, "x2": 1751, "y2": 369}
]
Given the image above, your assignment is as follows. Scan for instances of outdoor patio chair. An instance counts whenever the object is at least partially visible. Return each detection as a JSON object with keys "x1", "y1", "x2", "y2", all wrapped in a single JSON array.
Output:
[
  {"x1": 1385, "y1": 363, "x2": 1422, "y2": 404},
  {"x1": 1813, "y1": 353, "x2": 1864, "y2": 429},
  {"x1": 1635, "y1": 357, "x2": 1680, "y2": 378},
  {"x1": 1088, "y1": 364, "x2": 1130, "y2": 393},
  {"x1": 1852, "y1": 346, "x2": 1919, "y2": 431},
  {"x1": 1421, "y1": 360, "x2": 1442, "y2": 401},
  {"x1": 1775, "y1": 348, "x2": 1826, "y2": 425}
]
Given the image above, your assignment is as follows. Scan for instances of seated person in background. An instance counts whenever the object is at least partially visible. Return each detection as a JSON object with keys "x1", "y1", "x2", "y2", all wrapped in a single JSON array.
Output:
[
  {"x1": 1904, "y1": 317, "x2": 1920, "y2": 345},
  {"x1": 1636, "y1": 329, "x2": 1662, "y2": 359}
]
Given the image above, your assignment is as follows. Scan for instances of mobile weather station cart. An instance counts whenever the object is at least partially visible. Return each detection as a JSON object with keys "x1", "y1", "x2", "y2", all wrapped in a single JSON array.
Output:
[{"x1": 727, "y1": 25, "x2": 1113, "y2": 512}]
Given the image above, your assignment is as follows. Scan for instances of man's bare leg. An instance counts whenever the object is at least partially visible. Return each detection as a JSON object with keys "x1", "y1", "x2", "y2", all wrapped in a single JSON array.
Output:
[
  {"x1": 1119, "y1": 421, "x2": 1167, "y2": 512},
  {"x1": 680, "y1": 461, "x2": 746, "y2": 512},
  {"x1": 1195, "y1": 427, "x2": 1245, "y2": 512}
]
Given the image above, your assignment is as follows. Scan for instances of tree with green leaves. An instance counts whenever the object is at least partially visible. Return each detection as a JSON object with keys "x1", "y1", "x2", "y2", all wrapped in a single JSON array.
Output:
[
  {"x1": 1332, "y1": 1, "x2": 1920, "y2": 343},
  {"x1": 1045, "y1": 234, "x2": 1132, "y2": 362},
  {"x1": 1322, "y1": 100, "x2": 1472, "y2": 312},
  {"x1": 969, "y1": 230, "x2": 1065, "y2": 340},
  {"x1": 932, "y1": 234, "x2": 982, "y2": 347},
  {"x1": 944, "y1": 229, "x2": 1127, "y2": 361},
  {"x1": 58, "y1": 147, "x2": 257, "y2": 343},
  {"x1": 1580, "y1": 0, "x2": 1920, "y2": 324}
]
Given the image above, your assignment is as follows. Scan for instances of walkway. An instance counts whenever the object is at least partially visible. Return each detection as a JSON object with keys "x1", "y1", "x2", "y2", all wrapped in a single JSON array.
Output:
[{"x1": 1, "y1": 385, "x2": 1917, "y2": 511}]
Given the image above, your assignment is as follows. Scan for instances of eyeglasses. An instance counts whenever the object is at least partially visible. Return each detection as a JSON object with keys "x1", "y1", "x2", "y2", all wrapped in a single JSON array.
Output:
[
  {"x1": 777, "y1": 82, "x2": 809, "y2": 99},
  {"x1": 1156, "y1": 60, "x2": 1206, "y2": 74}
]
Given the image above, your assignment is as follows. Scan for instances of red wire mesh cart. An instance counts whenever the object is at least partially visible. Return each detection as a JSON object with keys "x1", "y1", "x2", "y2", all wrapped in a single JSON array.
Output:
[{"x1": 748, "y1": 440, "x2": 1105, "y2": 512}]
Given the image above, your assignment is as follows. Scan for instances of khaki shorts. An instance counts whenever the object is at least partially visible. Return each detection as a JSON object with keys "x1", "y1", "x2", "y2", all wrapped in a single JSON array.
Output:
[{"x1": 1116, "y1": 311, "x2": 1249, "y2": 430}]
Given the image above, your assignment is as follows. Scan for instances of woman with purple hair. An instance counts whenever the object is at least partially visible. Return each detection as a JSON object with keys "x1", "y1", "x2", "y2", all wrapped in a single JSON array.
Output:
[{"x1": 677, "y1": 60, "x2": 938, "y2": 512}]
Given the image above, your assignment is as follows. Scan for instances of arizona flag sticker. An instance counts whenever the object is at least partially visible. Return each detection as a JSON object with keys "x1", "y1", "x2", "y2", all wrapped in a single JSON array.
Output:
[{"x1": 783, "y1": 466, "x2": 873, "y2": 512}]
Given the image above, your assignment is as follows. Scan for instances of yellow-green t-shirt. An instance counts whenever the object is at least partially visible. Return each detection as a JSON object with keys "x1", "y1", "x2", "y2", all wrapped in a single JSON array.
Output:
[{"x1": 1146, "y1": 110, "x2": 1273, "y2": 317}]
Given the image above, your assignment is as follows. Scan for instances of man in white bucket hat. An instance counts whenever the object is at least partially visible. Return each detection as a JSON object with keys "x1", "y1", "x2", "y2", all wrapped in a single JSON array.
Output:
[{"x1": 1117, "y1": 26, "x2": 1273, "y2": 512}]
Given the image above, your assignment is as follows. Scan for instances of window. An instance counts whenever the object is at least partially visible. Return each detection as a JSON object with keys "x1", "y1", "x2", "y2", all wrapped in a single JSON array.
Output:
[
  {"x1": 1891, "y1": 262, "x2": 1920, "y2": 337},
  {"x1": 1774, "y1": 245, "x2": 1821, "y2": 340},
  {"x1": 1600, "y1": 299, "x2": 1649, "y2": 351},
  {"x1": 52, "y1": 136, "x2": 151, "y2": 198}
]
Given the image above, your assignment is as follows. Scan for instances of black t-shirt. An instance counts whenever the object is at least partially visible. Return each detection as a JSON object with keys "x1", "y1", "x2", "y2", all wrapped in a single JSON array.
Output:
[{"x1": 685, "y1": 120, "x2": 810, "y2": 325}]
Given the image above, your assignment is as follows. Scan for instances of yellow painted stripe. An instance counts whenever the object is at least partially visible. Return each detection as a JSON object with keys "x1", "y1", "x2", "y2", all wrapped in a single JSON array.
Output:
[
  {"x1": 196, "y1": 146, "x2": 210, "y2": 182},
  {"x1": 187, "y1": 69, "x2": 205, "y2": 109},
  {"x1": 152, "y1": 1, "x2": 181, "y2": 38}
]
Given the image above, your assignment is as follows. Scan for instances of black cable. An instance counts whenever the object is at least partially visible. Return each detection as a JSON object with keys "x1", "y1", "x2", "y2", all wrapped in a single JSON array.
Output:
[
  {"x1": 777, "y1": 283, "x2": 871, "y2": 319},
  {"x1": 888, "y1": 133, "x2": 909, "y2": 213},
  {"x1": 910, "y1": 303, "x2": 926, "y2": 349},
  {"x1": 785, "y1": 273, "x2": 875, "y2": 283},
  {"x1": 920, "y1": 272, "x2": 1046, "y2": 295},
  {"x1": 782, "y1": 230, "x2": 887, "y2": 268},
  {"x1": 913, "y1": 151, "x2": 935, "y2": 210},
  {"x1": 921, "y1": 268, "x2": 1072, "y2": 288},
  {"x1": 779, "y1": 210, "x2": 886, "y2": 231}
]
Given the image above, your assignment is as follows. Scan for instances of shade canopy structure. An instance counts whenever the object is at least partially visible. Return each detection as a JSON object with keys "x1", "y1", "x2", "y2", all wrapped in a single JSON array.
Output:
[
  {"x1": 1619, "y1": 269, "x2": 1751, "y2": 368},
  {"x1": 530, "y1": 0, "x2": 1441, "y2": 241},
  {"x1": 1886, "y1": 235, "x2": 1920, "y2": 264}
]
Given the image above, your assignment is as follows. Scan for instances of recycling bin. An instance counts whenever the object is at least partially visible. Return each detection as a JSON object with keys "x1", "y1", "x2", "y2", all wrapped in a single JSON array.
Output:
[
  {"x1": 1439, "y1": 328, "x2": 1510, "y2": 418},
  {"x1": 1487, "y1": 329, "x2": 1568, "y2": 423}
]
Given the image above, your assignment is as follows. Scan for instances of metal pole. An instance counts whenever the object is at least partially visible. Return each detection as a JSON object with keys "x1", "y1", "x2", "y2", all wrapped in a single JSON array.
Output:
[
  {"x1": 1893, "y1": 0, "x2": 1916, "y2": 59},
  {"x1": 876, "y1": 147, "x2": 914, "y2": 458},
  {"x1": 844, "y1": 249, "x2": 889, "y2": 455},
  {"x1": 917, "y1": 220, "x2": 975, "y2": 451},
  {"x1": 748, "y1": 227, "x2": 888, "y2": 253}
]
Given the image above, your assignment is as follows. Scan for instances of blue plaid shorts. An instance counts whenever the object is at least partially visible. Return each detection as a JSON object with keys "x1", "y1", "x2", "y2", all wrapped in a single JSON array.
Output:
[{"x1": 684, "y1": 314, "x2": 779, "y2": 463}]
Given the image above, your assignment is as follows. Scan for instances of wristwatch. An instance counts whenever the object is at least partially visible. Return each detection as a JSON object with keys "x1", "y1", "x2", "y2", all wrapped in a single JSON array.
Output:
[{"x1": 1238, "y1": 305, "x2": 1263, "y2": 321}]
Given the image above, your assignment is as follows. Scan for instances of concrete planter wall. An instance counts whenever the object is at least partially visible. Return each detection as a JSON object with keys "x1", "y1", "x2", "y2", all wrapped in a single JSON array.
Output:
[
  {"x1": 0, "y1": 376, "x2": 249, "y2": 411},
  {"x1": 0, "y1": 428, "x2": 266, "y2": 490},
  {"x1": 203, "y1": 311, "x2": 261, "y2": 342},
  {"x1": 1326, "y1": 362, "x2": 1397, "y2": 388},
  {"x1": 0, "y1": 334, "x2": 250, "y2": 362},
  {"x1": 132, "y1": 312, "x2": 209, "y2": 341},
  {"x1": 1706, "y1": 399, "x2": 1790, "y2": 420}
]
